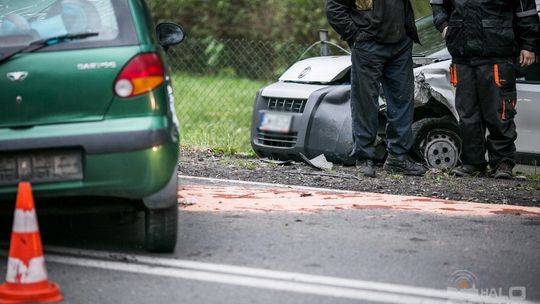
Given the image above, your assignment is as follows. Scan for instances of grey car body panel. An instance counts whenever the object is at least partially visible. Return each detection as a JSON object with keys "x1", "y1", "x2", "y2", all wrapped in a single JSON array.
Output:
[{"x1": 515, "y1": 83, "x2": 540, "y2": 154}]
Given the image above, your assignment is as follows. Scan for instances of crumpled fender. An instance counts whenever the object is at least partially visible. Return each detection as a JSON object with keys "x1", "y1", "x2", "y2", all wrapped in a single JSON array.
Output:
[{"x1": 413, "y1": 60, "x2": 459, "y2": 120}]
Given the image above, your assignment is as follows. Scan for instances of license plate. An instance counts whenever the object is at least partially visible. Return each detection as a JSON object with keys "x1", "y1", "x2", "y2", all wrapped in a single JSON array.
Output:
[
  {"x1": 0, "y1": 150, "x2": 83, "y2": 186},
  {"x1": 259, "y1": 112, "x2": 293, "y2": 133}
]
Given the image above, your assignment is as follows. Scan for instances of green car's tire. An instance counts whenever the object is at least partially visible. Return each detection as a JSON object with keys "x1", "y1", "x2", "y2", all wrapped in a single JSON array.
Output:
[{"x1": 145, "y1": 205, "x2": 178, "y2": 253}]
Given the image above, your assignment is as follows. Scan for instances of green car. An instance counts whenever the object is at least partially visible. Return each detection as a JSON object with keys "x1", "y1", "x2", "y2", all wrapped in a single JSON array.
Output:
[{"x1": 0, "y1": 0, "x2": 185, "y2": 252}]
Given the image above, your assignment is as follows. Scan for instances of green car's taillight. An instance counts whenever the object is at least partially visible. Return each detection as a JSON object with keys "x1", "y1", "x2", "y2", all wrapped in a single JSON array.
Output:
[{"x1": 114, "y1": 53, "x2": 165, "y2": 98}]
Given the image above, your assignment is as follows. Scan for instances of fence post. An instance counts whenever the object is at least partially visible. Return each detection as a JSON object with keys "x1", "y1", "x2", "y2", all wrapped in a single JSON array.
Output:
[{"x1": 319, "y1": 29, "x2": 329, "y2": 56}]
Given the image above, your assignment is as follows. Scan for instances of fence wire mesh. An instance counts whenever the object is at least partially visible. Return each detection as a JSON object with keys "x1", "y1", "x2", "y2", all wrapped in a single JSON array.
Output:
[{"x1": 167, "y1": 37, "x2": 348, "y2": 153}]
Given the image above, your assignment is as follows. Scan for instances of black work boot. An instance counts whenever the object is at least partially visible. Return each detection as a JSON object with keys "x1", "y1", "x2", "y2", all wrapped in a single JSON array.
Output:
[
  {"x1": 493, "y1": 161, "x2": 514, "y2": 179},
  {"x1": 383, "y1": 154, "x2": 427, "y2": 176},
  {"x1": 451, "y1": 164, "x2": 486, "y2": 177},
  {"x1": 356, "y1": 159, "x2": 376, "y2": 178}
]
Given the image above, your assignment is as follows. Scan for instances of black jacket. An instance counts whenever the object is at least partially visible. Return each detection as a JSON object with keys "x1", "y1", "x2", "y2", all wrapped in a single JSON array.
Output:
[
  {"x1": 326, "y1": 0, "x2": 420, "y2": 45},
  {"x1": 431, "y1": 0, "x2": 539, "y2": 62}
]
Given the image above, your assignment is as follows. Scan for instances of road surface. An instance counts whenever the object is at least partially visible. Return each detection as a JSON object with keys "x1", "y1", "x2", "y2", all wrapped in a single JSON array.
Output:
[{"x1": 0, "y1": 176, "x2": 539, "y2": 303}]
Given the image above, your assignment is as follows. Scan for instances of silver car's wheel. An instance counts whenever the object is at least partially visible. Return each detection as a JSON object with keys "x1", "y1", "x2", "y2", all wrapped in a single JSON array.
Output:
[
  {"x1": 423, "y1": 131, "x2": 459, "y2": 169},
  {"x1": 412, "y1": 116, "x2": 461, "y2": 170}
]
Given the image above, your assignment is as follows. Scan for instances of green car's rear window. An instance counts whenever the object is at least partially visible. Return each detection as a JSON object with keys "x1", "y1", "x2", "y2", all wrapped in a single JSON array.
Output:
[{"x1": 0, "y1": 0, "x2": 137, "y2": 51}]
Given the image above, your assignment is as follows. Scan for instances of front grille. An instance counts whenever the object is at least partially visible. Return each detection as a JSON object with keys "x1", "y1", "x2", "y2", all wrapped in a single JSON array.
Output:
[
  {"x1": 257, "y1": 131, "x2": 297, "y2": 148},
  {"x1": 265, "y1": 97, "x2": 307, "y2": 113}
]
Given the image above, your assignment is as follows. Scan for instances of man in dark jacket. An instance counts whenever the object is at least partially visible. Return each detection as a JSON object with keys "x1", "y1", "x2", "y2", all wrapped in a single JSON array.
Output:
[
  {"x1": 431, "y1": 0, "x2": 539, "y2": 179},
  {"x1": 325, "y1": 0, "x2": 426, "y2": 178}
]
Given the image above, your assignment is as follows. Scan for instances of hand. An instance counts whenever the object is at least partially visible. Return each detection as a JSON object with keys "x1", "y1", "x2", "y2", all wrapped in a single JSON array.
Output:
[
  {"x1": 520, "y1": 50, "x2": 535, "y2": 67},
  {"x1": 442, "y1": 26, "x2": 448, "y2": 39}
]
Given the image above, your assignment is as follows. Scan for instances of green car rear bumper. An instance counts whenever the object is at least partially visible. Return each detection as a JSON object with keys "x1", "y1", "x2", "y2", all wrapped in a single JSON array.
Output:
[{"x1": 0, "y1": 116, "x2": 179, "y2": 201}]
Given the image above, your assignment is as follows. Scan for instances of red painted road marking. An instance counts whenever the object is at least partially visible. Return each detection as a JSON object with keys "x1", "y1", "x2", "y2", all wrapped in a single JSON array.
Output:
[{"x1": 177, "y1": 185, "x2": 540, "y2": 217}]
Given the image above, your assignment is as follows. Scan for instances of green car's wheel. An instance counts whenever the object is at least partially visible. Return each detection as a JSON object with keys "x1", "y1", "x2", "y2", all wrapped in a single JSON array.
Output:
[{"x1": 145, "y1": 205, "x2": 178, "y2": 253}]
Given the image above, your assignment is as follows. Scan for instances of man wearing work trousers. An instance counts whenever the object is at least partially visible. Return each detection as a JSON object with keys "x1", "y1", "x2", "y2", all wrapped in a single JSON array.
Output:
[
  {"x1": 326, "y1": 0, "x2": 427, "y2": 178},
  {"x1": 431, "y1": 0, "x2": 539, "y2": 179}
]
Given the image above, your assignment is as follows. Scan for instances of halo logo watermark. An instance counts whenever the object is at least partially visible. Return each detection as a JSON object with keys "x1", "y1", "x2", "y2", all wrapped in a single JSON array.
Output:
[
  {"x1": 448, "y1": 270, "x2": 479, "y2": 292},
  {"x1": 447, "y1": 270, "x2": 527, "y2": 303}
]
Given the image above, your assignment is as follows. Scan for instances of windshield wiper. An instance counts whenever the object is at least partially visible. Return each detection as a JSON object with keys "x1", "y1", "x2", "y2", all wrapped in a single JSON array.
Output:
[{"x1": 0, "y1": 32, "x2": 99, "y2": 65}]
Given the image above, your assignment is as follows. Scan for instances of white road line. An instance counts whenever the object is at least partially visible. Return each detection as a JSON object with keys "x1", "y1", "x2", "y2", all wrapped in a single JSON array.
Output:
[
  {"x1": 178, "y1": 175, "x2": 356, "y2": 193},
  {"x1": 39, "y1": 255, "x2": 439, "y2": 304},
  {"x1": 0, "y1": 246, "x2": 533, "y2": 304}
]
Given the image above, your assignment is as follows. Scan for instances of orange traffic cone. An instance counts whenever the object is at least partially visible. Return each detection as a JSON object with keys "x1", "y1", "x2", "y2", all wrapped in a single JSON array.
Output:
[{"x1": 0, "y1": 182, "x2": 63, "y2": 303}]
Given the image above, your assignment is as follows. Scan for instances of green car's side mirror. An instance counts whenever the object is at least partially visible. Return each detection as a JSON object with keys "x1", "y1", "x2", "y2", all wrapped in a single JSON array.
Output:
[{"x1": 156, "y1": 23, "x2": 186, "y2": 50}]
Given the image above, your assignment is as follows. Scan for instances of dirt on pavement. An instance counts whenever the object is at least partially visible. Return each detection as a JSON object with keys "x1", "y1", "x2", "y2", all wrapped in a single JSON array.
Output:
[{"x1": 179, "y1": 149, "x2": 540, "y2": 207}]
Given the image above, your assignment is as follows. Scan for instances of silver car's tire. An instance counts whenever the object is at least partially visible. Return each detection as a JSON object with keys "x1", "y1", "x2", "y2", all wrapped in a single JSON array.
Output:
[{"x1": 411, "y1": 116, "x2": 461, "y2": 169}]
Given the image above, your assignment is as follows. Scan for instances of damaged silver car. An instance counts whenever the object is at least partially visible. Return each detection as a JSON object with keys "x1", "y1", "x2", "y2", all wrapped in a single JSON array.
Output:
[{"x1": 250, "y1": 16, "x2": 540, "y2": 169}]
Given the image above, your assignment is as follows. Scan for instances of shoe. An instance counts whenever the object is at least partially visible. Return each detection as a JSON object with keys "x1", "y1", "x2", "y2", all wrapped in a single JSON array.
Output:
[
  {"x1": 383, "y1": 154, "x2": 427, "y2": 176},
  {"x1": 356, "y1": 159, "x2": 376, "y2": 178},
  {"x1": 451, "y1": 164, "x2": 486, "y2": 177},
  {"x1": 493, "y1": 161, "x2": 514, "y2": 179}
]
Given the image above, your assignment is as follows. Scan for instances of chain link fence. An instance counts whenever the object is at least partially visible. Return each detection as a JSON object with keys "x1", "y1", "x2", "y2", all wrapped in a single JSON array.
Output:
[{"x1": 166, "y1": 36, "x2": 349, "y2": 153}]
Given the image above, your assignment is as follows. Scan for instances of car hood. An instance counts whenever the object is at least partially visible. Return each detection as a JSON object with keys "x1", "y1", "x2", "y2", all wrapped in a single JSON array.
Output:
[
  {"x1": 279, "y1": 56, "x2": 351, "y2": 84},
  {"x1": 275, "y1": 49, "x2": 456, "y2": 115}
]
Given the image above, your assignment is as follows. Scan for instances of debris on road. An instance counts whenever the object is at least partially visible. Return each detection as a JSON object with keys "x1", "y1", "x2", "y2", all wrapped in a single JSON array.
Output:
[{"x1": 299, "y1": 153, "x2": 334, "y2": 171}]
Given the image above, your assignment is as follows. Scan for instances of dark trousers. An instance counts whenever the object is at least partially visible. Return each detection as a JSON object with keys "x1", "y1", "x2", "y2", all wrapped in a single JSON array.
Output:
[
  {"x1": 453, "y1": 62, "x2": 517, "y2": 168},
  {"x1": 350, "y1": 38, "x2": 414, "y2": 160}
]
